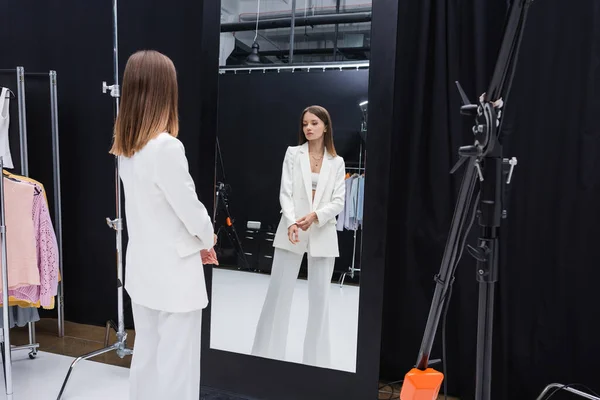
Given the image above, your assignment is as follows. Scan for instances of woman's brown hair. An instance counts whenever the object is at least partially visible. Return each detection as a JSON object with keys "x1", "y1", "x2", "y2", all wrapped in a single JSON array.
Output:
[
  {"x1": 298, "y1": 105, "x2": 337, "y2": 157},
  {"x1": 109, "y1": 50, "x2": 179, "y2": 157}
]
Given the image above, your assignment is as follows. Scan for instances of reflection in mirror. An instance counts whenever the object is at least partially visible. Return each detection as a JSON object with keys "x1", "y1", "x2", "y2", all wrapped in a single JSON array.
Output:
[
  {"x1": 210, "y1": 66, "x2": 368, "y2": 373},
  {"x1": 211, "y1": 0, "x2": 371, "y2": 374}
]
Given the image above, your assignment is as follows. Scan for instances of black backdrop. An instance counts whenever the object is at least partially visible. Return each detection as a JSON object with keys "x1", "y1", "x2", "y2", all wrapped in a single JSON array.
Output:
[
  {"x1": 216, "y1": 70, "x2": 368, "y2": 276},
  {"x1": 3, "y1": 0, "x2": 600, "y2": 399},
  {"x1": 381, "y1": 1, "x2": 600, "y2": 399},
  {"x1": 0, "y1": 1, "x2": 219, "y2": 329}
]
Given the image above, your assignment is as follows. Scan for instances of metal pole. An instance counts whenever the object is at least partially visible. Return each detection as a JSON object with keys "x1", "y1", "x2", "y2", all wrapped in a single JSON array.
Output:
[
  {"x1": 537, "y1": 384, "x2": 600, "y2": 400},
  {"x1": 16, "y1": 67, "x2": 28, "y2": 177},
  {"x1": 50, "y1": 71, "x2": 65, "y2": 338},
  {"x1": 16, "y1": 66, "x2": 37, "y2": 354},
  {"x1": 289, "y1": 0, "x2": 297, "y2": 64},
  {"x1": 333, "y1": 0, "x2": 341, "y2": 61},
  {"x1": 0, "y1": 156, "x2": 14, "y2": 399},
  {"x1": 111, "y1": 0, "x2": 126, "y2": 344},
  {"x1": 57, "y1": 0, "x2": 132, "y2": 398}
]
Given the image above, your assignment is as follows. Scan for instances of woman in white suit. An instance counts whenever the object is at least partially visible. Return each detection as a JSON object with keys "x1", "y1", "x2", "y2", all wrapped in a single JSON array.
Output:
[
  {"x1": 109, "y1": 50, "x2": 215, "y2": 400},
  {"x1": 252, "y1": 105, "x2": 346, "y2": 368}
]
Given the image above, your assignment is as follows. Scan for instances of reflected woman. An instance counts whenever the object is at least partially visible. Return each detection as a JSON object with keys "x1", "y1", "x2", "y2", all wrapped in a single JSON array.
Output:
[{"x1": 252, "y1": 105, "x2": 346, "y2": 368}]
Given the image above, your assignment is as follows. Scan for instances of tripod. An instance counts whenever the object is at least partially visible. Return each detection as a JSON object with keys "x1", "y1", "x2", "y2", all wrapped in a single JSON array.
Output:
[
  {"x1": 213, "y1": 138, "x2": 249, "y2": 270},
  {"x1": 56, "y1": 0, "x2": 132, "y2": 398},
  {"x1": 214, "y1": 182, "x2": 250, "y2": 270},
  {"x1": 400, "y1": 1, "x2": 533, "y2": 399}
]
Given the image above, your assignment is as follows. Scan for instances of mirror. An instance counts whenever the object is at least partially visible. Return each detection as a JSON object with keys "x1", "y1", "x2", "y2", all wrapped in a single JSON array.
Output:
[{"x1": 210, "y1": 1, "x2": 370, "y2": 374}]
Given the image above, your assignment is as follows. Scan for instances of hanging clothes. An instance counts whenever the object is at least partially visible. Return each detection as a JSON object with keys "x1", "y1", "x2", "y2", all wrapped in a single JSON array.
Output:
[
  {"x1": 0, "y1": 306, "x2": 40, "y2": 328},
  {"x1": 0, "y1": 172, "x2": 60, "y2": 309},
  {"x1": 0, "y1": 88, "x2": 14, "y2": 170},
  {"x1": 0, "y1": 177, "x2": 39, "y2": 288},
  {"x1": 337, "y1": 175, "x2": 354, "y2": 231},
  {"x1": 357, "y1": 175, "x2": 365, "y2": 224},
  {"x1": 336, "y1": 173, "x2": 365, "y2": 231}
]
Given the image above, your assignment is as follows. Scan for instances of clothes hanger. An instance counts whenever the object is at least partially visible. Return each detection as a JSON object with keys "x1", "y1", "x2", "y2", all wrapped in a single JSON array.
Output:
[{"x1": 3, "y1": 88, "x2": 15, "y2": 98}]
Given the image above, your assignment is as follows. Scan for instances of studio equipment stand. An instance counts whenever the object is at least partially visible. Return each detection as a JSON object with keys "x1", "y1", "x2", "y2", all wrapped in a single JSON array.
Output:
[
  {"x1": 537, "y1": 384, "x2": 600, "y2": 400},
  {"x1": 400, "y1": 1, "x2": 534, "y2": 399},
  {"x1": 56, "y1": 1, "x2": 133, "y2": 398},
  {"x1": 213, "y1": 138, "x2": 249, "y2": 270}
]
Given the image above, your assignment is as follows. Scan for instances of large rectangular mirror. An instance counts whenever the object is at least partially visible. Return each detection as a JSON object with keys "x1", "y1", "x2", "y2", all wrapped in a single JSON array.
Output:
[
  {"x1": 209, "y1": 0, "x2": 371, "y2": 373},
  {"x1": 210, "y1": 67, "x2": 368, "y2": 373}
]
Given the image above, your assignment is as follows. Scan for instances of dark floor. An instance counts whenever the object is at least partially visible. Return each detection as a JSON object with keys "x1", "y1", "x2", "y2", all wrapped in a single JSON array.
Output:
[{"x1": 11, "y1": 318, "x2": 457, "y2": 400}]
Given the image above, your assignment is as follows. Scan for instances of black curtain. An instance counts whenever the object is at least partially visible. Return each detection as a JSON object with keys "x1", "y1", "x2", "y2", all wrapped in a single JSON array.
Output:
[
  {"x1": 0, "y1": 1, "x2": 217, "y2": 328},
  {"x1": 381, "y1": 1, "x2": 600, "y2": 399}
]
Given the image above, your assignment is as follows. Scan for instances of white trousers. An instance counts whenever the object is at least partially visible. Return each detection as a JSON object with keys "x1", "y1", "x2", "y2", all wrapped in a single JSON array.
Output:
[
  {"x1": 252, "y1": 247, "x2": 335, "y2": 368},
  {"x1": 129, "y1": 302, "x2": 202, "y2": 400}
]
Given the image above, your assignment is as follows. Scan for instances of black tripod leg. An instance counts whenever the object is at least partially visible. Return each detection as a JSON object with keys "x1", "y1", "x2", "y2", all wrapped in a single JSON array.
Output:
[
  {"x1": 415, "y1": 158, "x2": 479, "y2": 369},
  {"x1": 473, "y1": 153, "x2": 502, "y2": 400},
  {"x1": 476, "y1": 282, "x2": 495, "y2": 400}
]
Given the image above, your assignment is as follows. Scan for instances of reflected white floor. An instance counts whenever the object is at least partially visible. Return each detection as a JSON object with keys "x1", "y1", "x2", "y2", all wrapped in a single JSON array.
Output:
[
  {"x1": 0, "y1": 350, "x2": 129, "y2": 400},
  {"x1": 210, "y1": 268, "x2": 360, "y2": 373}
]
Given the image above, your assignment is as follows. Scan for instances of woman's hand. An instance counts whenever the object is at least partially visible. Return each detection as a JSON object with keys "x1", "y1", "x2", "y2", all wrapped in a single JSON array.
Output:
[
  {"x1": 214, "y1": 234, "x2": 218, "y2": 245},
  {"x1": 288, "y1": 224, "x2": 300, "y2": 244},
  {"x1": 296, "y1": 212, "x2": 318, "y2": 231}
]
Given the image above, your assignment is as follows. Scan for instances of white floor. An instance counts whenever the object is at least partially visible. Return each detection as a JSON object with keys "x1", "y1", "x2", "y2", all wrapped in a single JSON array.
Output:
[
  {"x1": 0, "y1": 350, "x2": 129, "y2": 400},
  {"x1": 210, "y1": 268, "x2": 360, "y2": 373}
]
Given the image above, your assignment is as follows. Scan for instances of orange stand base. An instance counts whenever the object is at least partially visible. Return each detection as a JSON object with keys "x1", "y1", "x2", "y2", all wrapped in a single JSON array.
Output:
[{"x1": 399, "y1": 368, "x2": 444, "y2": 400}]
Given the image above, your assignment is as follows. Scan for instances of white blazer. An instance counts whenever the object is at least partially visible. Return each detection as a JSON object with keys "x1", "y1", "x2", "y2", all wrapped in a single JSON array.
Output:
[
  {"x1": 119, "y1": 133, "x2": 214, "y2": 313},
  {"x1": 273, "y1": 142, "x2": 346, "y2": 258}
]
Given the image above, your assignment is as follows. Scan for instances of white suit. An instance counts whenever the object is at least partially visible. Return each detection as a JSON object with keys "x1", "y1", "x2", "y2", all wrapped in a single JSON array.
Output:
[
  {"x1": 119, "y1": 132, "x2": 214, "y2": 400},
  {"x1": 253, "y1": 142, "x2": 345, "y2": 368},
  {"x1": 273, "y1": 143, "x2": 346, "y2": 257}
]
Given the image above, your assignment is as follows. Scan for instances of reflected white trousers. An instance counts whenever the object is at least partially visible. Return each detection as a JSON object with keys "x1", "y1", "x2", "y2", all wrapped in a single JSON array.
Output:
[
  {"x1": 129, "y1": 302, "x2": 202, "y2": 400},
  {"x1": 252, "y1": 247, "x2": 335, "y2": 368}
]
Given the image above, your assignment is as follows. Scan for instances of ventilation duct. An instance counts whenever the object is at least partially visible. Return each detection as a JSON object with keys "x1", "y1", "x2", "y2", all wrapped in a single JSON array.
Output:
[{"x1": 220, "y1": 12, "x2": 372, "y2": 33}]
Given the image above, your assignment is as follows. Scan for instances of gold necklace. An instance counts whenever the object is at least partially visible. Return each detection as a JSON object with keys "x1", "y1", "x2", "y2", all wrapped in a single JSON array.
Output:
[{"x1": 311, "y1": 155, "x2": 323, "y2": 167}]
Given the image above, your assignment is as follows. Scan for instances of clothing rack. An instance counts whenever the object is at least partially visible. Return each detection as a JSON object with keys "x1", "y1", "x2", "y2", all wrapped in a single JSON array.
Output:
[
  {"x1": 339, "y1": 103, "x2": 368, "y2": 288},
  {"x1": 219, "y1": 61, "x2": 369, "y2": 74},
  {"x1": 0, "y1": 66, "x2": 64, "y2": 399}
]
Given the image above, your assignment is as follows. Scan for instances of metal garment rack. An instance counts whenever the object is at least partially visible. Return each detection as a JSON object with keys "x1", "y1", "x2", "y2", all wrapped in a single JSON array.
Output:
[
  {"x1": 339, "y1": 143, "x2": 365, "y2": 288},
  {"x1": 57, "y1": 0, "x2": 132, "y2": 398},
  {"x1": 339, "y1": 102, "x2": 368, "y2": 288},
  {"x1": 219, "y1": 60, "x2": 369, "y2": 74},
  {"x1": 0, "y1": 67, "x2": 63, "y2": 398}
]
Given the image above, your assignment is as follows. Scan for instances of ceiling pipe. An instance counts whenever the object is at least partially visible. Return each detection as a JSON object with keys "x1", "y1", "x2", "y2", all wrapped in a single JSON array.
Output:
[
  {"x1": 231, "y1": 46, "x2": 371, "y2": 58},
  {"x1": 237, "y1": 3, "x2": 372, "y2": 21},
  {"x1": 220, "y1": 12, "x2": 372, "y2": 33}
]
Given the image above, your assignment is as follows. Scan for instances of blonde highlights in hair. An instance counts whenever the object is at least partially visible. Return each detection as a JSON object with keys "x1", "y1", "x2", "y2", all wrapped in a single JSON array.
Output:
[{"x1": 110, "y1": 50, "x2": 179, "y2": 157}]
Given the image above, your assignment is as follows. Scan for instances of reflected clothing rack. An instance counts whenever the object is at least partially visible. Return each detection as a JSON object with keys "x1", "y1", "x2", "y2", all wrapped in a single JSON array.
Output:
[
  {"x1": 339, "y1": 141, "x2": 366, "y2": 288},
  {"x1": 0, "y1": 67, "x2": 64, "y2": 399}
]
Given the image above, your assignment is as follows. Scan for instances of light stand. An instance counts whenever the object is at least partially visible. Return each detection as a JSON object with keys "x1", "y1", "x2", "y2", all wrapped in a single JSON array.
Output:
[
  {"x1": 537, "y1": 384, "x2": 600, "y2": 400},
  {"x1": 400, "y1": 1, "x2": 533, "y2": 399},
  {"x1": 213, "y1": 139, "x2": 249, "y2": 270},
  {"x1": 56, "y1": 0, "x2": 132, "y2": 398}
]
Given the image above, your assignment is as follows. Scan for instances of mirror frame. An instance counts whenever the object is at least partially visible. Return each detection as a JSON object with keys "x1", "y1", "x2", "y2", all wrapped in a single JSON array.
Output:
[{"x1": 198, "y1": 0, "x2": 400, "y2": 398}]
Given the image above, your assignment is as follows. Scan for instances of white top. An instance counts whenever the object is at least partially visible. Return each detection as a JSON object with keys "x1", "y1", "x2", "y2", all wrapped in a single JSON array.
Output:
[
  {"x1": 0, "y1": 88, "x2": 14, "y2": 169},
  {"x1": 311, "y1": 172, "x2": 319, "y2": 190},
  {"x1": 119, "y1": 132, "x2": 214, "y2": 313}
]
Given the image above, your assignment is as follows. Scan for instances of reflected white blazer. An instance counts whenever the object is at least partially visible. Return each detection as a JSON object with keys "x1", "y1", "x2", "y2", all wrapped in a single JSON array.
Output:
[
  {"x1": 119, "y1": 133, "x2": 214, "y2": 313},
  {"x1": 273, "y1": 142, "x2": 346, "y2": 258}
]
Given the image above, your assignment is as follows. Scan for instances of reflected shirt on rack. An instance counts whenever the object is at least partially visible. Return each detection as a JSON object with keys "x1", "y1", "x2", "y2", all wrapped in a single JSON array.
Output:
[{"x1": 336, "y1": 174, "x2": 365, "y2": 231}]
